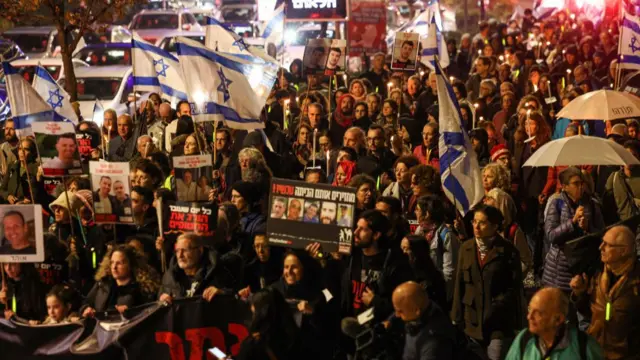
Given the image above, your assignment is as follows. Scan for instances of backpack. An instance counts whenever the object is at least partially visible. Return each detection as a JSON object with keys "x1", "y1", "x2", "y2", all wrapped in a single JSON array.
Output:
[{"x1": 519, "y1": 327, "x2": 588, "y2": 360}]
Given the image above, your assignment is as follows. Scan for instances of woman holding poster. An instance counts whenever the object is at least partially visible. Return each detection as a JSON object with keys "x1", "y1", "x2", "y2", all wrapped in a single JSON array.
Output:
[{"x1": 0, "y1": 138, "x2": 43, "y2": 205}]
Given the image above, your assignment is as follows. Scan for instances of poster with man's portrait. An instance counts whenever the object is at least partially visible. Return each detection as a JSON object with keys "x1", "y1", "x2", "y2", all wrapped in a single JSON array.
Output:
[
  {"x1": 90, "y1": 161, "x2": 133, "y2": 224},
  {"x1": 391, "y1": 32, "x2": 419, "y2": 71},
  {"x1": 324, "y1": 39, "x2": 347, "y2": 76},
  {"x1": 32, "y1": 122, "x2": 82, "y2": 177},
  {"x1": 173, "y1": 155, "x2": 213, "y2": 202},
  {"x1": 0, "y1": 204, "x2": 45, "y2": 263},
  {"x1": 303, "y1": 39, "x2": 331, "y2": 76},
  {"x1": 267, "y1": 179, "x2": 357, "y2": 254}
]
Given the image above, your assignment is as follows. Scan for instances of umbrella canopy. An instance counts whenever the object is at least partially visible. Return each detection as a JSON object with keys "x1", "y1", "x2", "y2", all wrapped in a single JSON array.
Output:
[
  {"x1": 555, "y1": 89, "x2": 640, "y2": 121},
  {"x1": 523, "y1": 135, "x2": 640, "y2": 167}
]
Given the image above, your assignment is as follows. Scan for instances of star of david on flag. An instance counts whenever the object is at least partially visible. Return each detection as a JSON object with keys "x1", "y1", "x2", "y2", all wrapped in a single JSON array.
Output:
[
  {"x1": 232, "y1": 38, "x2": 249, "y2": 52},
  {"x1": 47, "y1": 89, "x2": 64, "y2": 110},
  {"x1": 154, "y1": 58, "x2": 169, "y2": 77},
  {"x1": 217, "y1": 68, "x2": 233, "y2": 102},
  {"x1": 620, "y1": 9, "x2": 640, "y2": 70}
]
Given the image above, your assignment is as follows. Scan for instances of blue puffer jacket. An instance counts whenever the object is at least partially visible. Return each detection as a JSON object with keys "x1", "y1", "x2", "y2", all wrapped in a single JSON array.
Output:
[{"x1": 542, "y1": 192, "x2": 604, "y2": 291}]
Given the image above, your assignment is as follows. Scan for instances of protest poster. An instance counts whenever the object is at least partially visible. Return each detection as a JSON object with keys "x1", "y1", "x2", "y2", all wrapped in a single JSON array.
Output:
[
  {"x1": 163, "y1": 201, "x2": 217, "y2": 237},
  {"x1": 303, "y1": 39, "x2": 331, "y2": 76},
  {"x1": 285, "y1": 0, "x2": 348, "y2": 21},
  {"x1": 172, "y1": 155, "x2": 213, "y2": 202},
  {"x1": 43, "y1": 177, "x2": 63, "y2": 197},
  {"x1": 76, "y1": 129, "x2": 101, "y2": 162},
  {"x1": 0, "y1": 204, "x2": 45, "y2": 262},
  {"x1": 268, "y1": 178, "x2": 356, "y2": 254},
  {"x1": 391, "y1": 32, "x2": 420, "y2": 71},
  {"x1": 347, "y1": 0, "x2": 386, "y2": 58},
  {"x1": 324, "y1": 39, "x2": 347, "y2": 76},
  {"x1": 32, "y1": 122, "x2": 82, "y2": 177},
  {"x1": 89, "y1": 161, "x2": 133, "y2": 224}
]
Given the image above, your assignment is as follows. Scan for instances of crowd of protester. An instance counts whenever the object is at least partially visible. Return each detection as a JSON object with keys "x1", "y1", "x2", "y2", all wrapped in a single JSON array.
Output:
[{"x1": 1, "y1": 7, "x2": 640, "y2": 360}]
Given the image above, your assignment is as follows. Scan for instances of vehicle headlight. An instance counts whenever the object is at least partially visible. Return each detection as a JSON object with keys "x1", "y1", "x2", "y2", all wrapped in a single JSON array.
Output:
[{"x1": 284, "y1": 29, "x2": 297, "y2": 45}]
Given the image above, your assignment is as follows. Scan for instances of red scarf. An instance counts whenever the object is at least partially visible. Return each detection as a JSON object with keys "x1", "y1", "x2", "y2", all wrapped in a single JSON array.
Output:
[{"x1": 334, "y1": 94, "x2": 355, "y2": 128}]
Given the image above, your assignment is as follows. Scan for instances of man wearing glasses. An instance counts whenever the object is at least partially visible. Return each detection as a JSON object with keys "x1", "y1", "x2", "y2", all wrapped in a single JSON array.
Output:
[
  {"x1": 357, "y1": 124, "x2": 398, "y2": 179},
  {"x1": 570, "y1": 225, "x2": 640, "y2": 360}
]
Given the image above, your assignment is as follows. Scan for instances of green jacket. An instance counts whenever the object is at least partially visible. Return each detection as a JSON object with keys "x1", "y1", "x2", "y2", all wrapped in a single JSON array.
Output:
[{"x1": 505, "y1": 327, "x2": 603, "y2": 360}]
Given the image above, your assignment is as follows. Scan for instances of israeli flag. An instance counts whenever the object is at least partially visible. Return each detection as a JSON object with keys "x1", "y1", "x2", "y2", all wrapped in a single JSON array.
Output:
[
  {"x1": 131, "y1": 35, "x2": 189, "y2": 103},
  {"x1": 262, "y1": 4, "x2": 285, "y2": 58},
  {"x1": 620, "y1": 9, "x2": 640, "y2": 70},
  {"x1": 32, "y1": 64, "x2": 79, "y2": 124},
  {"x1": 0, "y1": 101, "x2": 11, "y2": 122},
  {"x1": 435, "y1": 60, "x2": 483, "y2": 214},
  {"x1": 205, "y1": 17, "x2": 276, "y2": 64},
  {"x1": 419, "y1": 10, "x2": 450, "y2": 70},
  {"x1": 1, "y1": 62, "x2": 55, "y2": 129},
  {"x1": 176, "y1": 37, "x2": 278, "y2": 130}
]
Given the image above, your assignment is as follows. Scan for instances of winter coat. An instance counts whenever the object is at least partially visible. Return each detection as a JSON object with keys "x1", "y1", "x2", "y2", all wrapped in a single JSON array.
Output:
[
  {"x1": 604, "y1": 168, "x2": 640, "y2": 222},
  {"x1": 572, "y1": 262, "x2": 640, "y2": 360},
  {"x1": 451, "y1": 235, "x2": 524, "y2": 342},
  {"x1": 81, "y1": 278, "x2": 152, "y2": 314},
  {"x1": 0, "y1": 267, "x2": 47, "y2": 321},
  {"x1": 0, "y1": 161, "x2": 46, "y2": 205},
  {"x1": 505, "y1": 326, "x2": 602, "y2": 360},
  {"x1": 542, "y1": 192, "x2": 604, "y2": 291},
  {"x1": 240, "y1": 212, "x2": 266, "y2": 242},
  {"x1": 341, "y1": 248, "x2": 414, "y2": 321},
  {"x1": 403, "y1": 302, "x2": 457, "y2": 360},
  {"x1": 159, "y1": 247, "x2": 239, "y2": 298}
]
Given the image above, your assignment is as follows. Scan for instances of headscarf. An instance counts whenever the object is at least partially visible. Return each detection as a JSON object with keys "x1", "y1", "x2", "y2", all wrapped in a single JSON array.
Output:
[
  {"x1": 334, "y1": 94, "x2": 355, "y2": 128},
  {"x1": 332, "y1": 160, "x2": 357, "y2": 186},
  {"x1": 349, "y1": 79, "x2": 368, "y2": 103}
]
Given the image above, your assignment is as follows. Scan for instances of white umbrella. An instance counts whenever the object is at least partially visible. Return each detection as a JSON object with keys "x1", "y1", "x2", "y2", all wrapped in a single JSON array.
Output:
[
  {"x1": 555, "y1": 89, "x2": 640, "y2": 121},
  {"x1": 523, "y1": 135, "x2": 640, "y2": 167}
]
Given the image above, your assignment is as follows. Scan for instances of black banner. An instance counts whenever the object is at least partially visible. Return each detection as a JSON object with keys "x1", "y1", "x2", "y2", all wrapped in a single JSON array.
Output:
[
  {"x1": 267, "y1": 178, "x2": 356, "y2": 254},
  {"x1": 0, "y1": 296, "x2": 251, "y2": 360}
]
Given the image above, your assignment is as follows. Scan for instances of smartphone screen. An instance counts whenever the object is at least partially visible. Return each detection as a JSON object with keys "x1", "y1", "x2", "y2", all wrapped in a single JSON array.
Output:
[{"x1": 208, "y1": 347, "x2": 226, "y2": 359}]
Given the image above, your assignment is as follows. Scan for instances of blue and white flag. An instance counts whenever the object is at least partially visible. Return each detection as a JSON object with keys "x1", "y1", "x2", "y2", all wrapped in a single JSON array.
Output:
[
  {"x1": 0, "y1": 101, "x2": 11, "y2": 122},
  {"x1": 261, "y1": 3, "x2": 285, "y2": 59},
  {"x1": 32, "y1": 64, "x2": 78, "y2": 124},
  {"x1": 131, "y1": 35, "x2": 189, "y2": 103},
  {"x1": 620, "y1": 9, "x2": 640, "y2": 70},
  {"x1": 419, "y1": 10, "x2": 449, "y2": 70},
  {"x1": 1, "y1": 62, "x2": 55, "y2": 129},
  {"x1": 435, "y1": 61, "x2": 483, "y2": 215},
  {"x1": 205, "y1": 17, "x2": 275, "y2": 64},
  {"x1": 176, "y1": 37, "x2": 278, "y2": 130}
]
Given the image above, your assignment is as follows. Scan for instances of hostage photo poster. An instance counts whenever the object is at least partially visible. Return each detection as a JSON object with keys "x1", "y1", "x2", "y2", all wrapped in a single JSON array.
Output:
[{"x1": 267, "y1": 178, "x2": 356, "y2": 254}]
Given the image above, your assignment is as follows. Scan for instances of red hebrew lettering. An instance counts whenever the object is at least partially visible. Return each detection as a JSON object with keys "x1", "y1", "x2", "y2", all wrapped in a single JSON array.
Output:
[
  {"x1": 185, "y1": 327, "x2": 226, "y2": 360},
  {"x1": 227, "y1": 323, "x2": 249, "y2": 355},
  {"x1": 155, "y1": 332, "x2": 186, "y2": 360}
]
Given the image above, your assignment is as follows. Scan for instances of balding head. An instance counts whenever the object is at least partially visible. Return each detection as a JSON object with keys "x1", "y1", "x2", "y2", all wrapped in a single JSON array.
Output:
[
  {"x1": 527, "y1": 288, "x2": 568, "y2": 336},
  {"x1": 601, "y1": 225, "x2": 636, "y2": 269},
  {"x1": 117, "y1": 114, "x2": 133, "y2": 138},
  {"x1": 392, "y1": 281, "x2": 429, "y2": 322},
  {"x1": 159, "y1": 103, "x2": 172, "y2": 121}
]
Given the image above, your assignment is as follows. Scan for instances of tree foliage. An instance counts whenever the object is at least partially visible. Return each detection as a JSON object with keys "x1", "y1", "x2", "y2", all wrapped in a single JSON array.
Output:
[{"x1": 0, "y1": 0, "x2": 146, "y2": 101}]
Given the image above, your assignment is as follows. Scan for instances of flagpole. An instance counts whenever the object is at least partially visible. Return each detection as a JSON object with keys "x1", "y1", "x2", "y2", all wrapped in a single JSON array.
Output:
[{"x1": 615, "y1": 7, "x2": 625, "y2": 90}]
